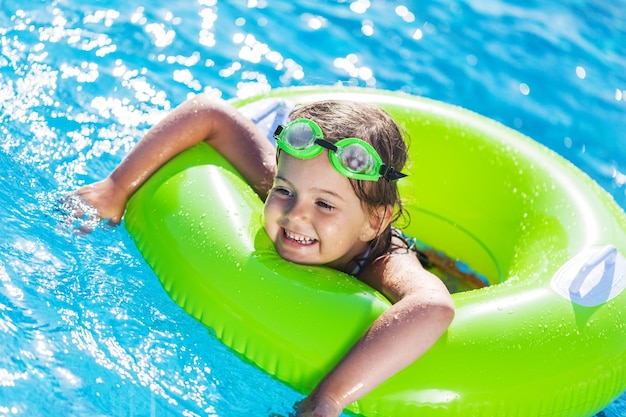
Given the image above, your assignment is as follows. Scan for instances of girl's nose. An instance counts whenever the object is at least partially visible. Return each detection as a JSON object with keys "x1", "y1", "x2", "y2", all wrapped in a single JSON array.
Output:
[{"x1": 284, "y1": 198, "x2": 309, "y2": 223}]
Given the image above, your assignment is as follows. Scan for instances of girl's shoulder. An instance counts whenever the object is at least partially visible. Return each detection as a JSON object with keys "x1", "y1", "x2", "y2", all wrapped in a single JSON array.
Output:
[
  {"x1": 386, "y1": 227, "x2": 489, "y2": 292},
  {"x1": 356, "y1": 237, "x2": 430, "y2": 301}
]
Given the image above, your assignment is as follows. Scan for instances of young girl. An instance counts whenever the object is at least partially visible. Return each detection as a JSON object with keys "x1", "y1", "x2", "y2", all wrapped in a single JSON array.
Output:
[{"x1": 73, "y1": 93, "x2": 455, "y2": 417}]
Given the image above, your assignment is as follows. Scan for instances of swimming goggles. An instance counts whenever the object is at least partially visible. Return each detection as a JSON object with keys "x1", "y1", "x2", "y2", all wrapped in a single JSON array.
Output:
[{"x1": 273, "y1": 118, "x2": 407, "y2": 182}]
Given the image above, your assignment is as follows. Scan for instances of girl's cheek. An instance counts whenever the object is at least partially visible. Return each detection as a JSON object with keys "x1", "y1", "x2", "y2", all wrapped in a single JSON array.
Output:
[
  {"x1": 262, "y1": 201, "x2": 271, "y2": 224},
  {"x1": 262, "y1": 199, "x2": 278, "y2": 233}
]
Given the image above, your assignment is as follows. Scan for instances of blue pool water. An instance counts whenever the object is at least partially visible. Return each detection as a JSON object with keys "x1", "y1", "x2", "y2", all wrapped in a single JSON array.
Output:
[{"x1": 1, "y1": 1, "x2": 625, "y2": 416}]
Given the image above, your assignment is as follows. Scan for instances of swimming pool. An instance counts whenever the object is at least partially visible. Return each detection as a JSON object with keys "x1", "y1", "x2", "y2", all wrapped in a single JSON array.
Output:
[{"x1": 0, "y1": 1, "x2": 624, "y2": 416}]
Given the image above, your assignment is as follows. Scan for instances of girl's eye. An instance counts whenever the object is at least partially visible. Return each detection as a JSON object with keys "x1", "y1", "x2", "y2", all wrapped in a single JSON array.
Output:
[
  {"x1": 271, "y1": 186, "x2": 293, "y2": 197},
  {"x1": 316, "y1": 200, "x2": 335, "y2": 211}
]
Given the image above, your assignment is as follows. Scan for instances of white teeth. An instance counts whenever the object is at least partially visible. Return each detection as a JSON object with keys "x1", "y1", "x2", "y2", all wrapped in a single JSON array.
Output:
[{"x1": 284, "y1": 229, "x2": 316, "y2": 244}]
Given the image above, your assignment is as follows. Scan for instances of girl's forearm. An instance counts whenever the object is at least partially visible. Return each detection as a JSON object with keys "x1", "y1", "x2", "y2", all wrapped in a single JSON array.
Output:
[
  {"x1": 107, "y1": 95, "x2": 227, "y2": 200},
  {"x1": 107, "y1": 93, "x2": 276, "y2": 201},
  {"x1": 74, "y1": 93, "x2": 276, "y2": 224},
  {"x1": 307, "y1": 295, "x2": 454, "y2": 414}
]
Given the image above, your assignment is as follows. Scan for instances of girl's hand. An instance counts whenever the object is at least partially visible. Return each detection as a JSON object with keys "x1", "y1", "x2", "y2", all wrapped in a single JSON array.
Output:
[
  {"x1": 293, "y1": 394, "x2": 343, "y2": 417},
  {"x1": 66, "y1": 178, "x2": 128, "y2": 232}
]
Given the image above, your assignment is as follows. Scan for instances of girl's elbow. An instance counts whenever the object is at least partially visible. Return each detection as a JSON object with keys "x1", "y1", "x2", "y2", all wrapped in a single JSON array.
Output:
[
  {"x1": 190, "y1": 92, "x2": 225, "y2": 111},
  {"x1": 438, "y1": 300, "x2": 455, "y2": 325},
  {"x1": 425, "y1": 295, "x2": 455, "y2": 326},
  {"x1": 407, "y1": 294, "x2": 455, "y2": 326}
]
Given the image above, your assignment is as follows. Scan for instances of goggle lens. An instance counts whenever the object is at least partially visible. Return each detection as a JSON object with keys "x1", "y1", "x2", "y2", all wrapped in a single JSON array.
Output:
[
  {"x1": 336, "y1": 143, "x2": 376, "y2": 175},
  {"x1": 282, "y1": 122, "x2": 319, "y2": 150}
]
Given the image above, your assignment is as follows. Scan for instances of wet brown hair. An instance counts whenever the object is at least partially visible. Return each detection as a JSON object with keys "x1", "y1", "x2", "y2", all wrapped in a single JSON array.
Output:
[{"x1": 288, "y1": 99, "x2": 409, "y2": 261}]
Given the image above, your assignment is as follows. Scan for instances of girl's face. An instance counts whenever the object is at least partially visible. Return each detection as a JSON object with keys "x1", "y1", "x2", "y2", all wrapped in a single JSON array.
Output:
[{"x1": 263, "y1": 152, "x2": 379, "y2": 271}]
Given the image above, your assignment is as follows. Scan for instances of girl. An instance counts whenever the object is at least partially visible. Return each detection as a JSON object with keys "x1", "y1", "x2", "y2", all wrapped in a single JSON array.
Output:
[{"x1": 73, "y1": 93, "x2": 455, "y2": 417}]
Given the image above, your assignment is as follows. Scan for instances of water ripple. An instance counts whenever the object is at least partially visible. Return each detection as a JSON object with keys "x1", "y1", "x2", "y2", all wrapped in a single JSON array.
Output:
[{"x1": 0, "y1": 0, "x2": 624, "y2": 415}]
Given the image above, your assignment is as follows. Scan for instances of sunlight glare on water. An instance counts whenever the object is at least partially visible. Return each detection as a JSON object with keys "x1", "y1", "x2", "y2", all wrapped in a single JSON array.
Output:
[{"x1": 0, "y1": 0, "x2": 624, "y2": 416}]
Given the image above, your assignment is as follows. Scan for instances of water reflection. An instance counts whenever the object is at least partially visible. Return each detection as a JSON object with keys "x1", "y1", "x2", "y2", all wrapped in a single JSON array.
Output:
[{"x1": 0, "y1": 0, "x2": 624, "y2": 415}]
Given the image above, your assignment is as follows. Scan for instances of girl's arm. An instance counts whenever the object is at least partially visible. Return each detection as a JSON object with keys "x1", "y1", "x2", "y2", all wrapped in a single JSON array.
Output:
[
  {"x1": 73, "y1": 93, "x2": 276, "y2": 224},
  {"x1": 297, "y1": 251, "x2": 455, "y2": 416}
]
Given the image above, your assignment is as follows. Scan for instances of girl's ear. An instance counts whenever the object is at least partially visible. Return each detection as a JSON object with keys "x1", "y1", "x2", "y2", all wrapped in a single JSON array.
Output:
[{"x1": 360, "y1": 205, "x2": 394, "y2": 242}]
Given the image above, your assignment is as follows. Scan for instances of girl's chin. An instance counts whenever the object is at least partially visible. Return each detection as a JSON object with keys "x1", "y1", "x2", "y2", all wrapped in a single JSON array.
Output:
[{"x1": 275, "y1": 245, "x2": 316, "y2": 265}]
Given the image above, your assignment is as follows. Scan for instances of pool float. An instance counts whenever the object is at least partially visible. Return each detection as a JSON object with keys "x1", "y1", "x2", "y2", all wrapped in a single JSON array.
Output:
[{"x1": 124, "y1": 87, "x2": 626, "y2": 416}]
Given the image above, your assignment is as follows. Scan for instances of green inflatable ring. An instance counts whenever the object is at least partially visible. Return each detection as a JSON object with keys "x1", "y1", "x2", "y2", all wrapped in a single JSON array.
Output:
[{"x1": 125, "y1": 87, "x2": 626, "y2": 416}]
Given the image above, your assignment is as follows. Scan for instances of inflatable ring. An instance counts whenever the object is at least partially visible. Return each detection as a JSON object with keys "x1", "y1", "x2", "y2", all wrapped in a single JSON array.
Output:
[{"x1": 125, "y1": 87, "x2": 626, "y2": 416}]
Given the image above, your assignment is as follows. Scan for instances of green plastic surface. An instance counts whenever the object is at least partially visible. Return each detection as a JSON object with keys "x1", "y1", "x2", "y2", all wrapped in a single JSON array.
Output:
[{"x1": 125, "y1": 87, "x2": 626, "y2": 416}]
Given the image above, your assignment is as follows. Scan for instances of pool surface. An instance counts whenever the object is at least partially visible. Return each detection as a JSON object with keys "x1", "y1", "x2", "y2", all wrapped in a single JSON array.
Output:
[{"x1": 0, "y1": 1, "x2": 624, "y2": 416}]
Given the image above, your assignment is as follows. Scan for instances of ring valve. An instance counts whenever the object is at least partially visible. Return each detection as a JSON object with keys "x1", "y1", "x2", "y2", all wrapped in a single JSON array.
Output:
[{"x1": 551, "y1": 244, "x2": 626, "y2": 307}]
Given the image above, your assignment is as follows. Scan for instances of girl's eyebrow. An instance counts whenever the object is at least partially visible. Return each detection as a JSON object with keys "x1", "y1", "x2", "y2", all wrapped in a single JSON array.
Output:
[
  {"x1": 316, "y1": 188, "x2": 345, "y2": 201},
  {"x1": 274, "y1": 175, "x2": 346, "y2": 201},
  {"x1": 274, "y1": 175, "x2": 291, "y2": 186}
]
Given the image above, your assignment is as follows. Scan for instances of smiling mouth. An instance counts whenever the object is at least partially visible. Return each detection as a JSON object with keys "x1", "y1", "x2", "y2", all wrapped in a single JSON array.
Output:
[{"x1": 283, "y1": 229, "x2": 317, "y2": 245}]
